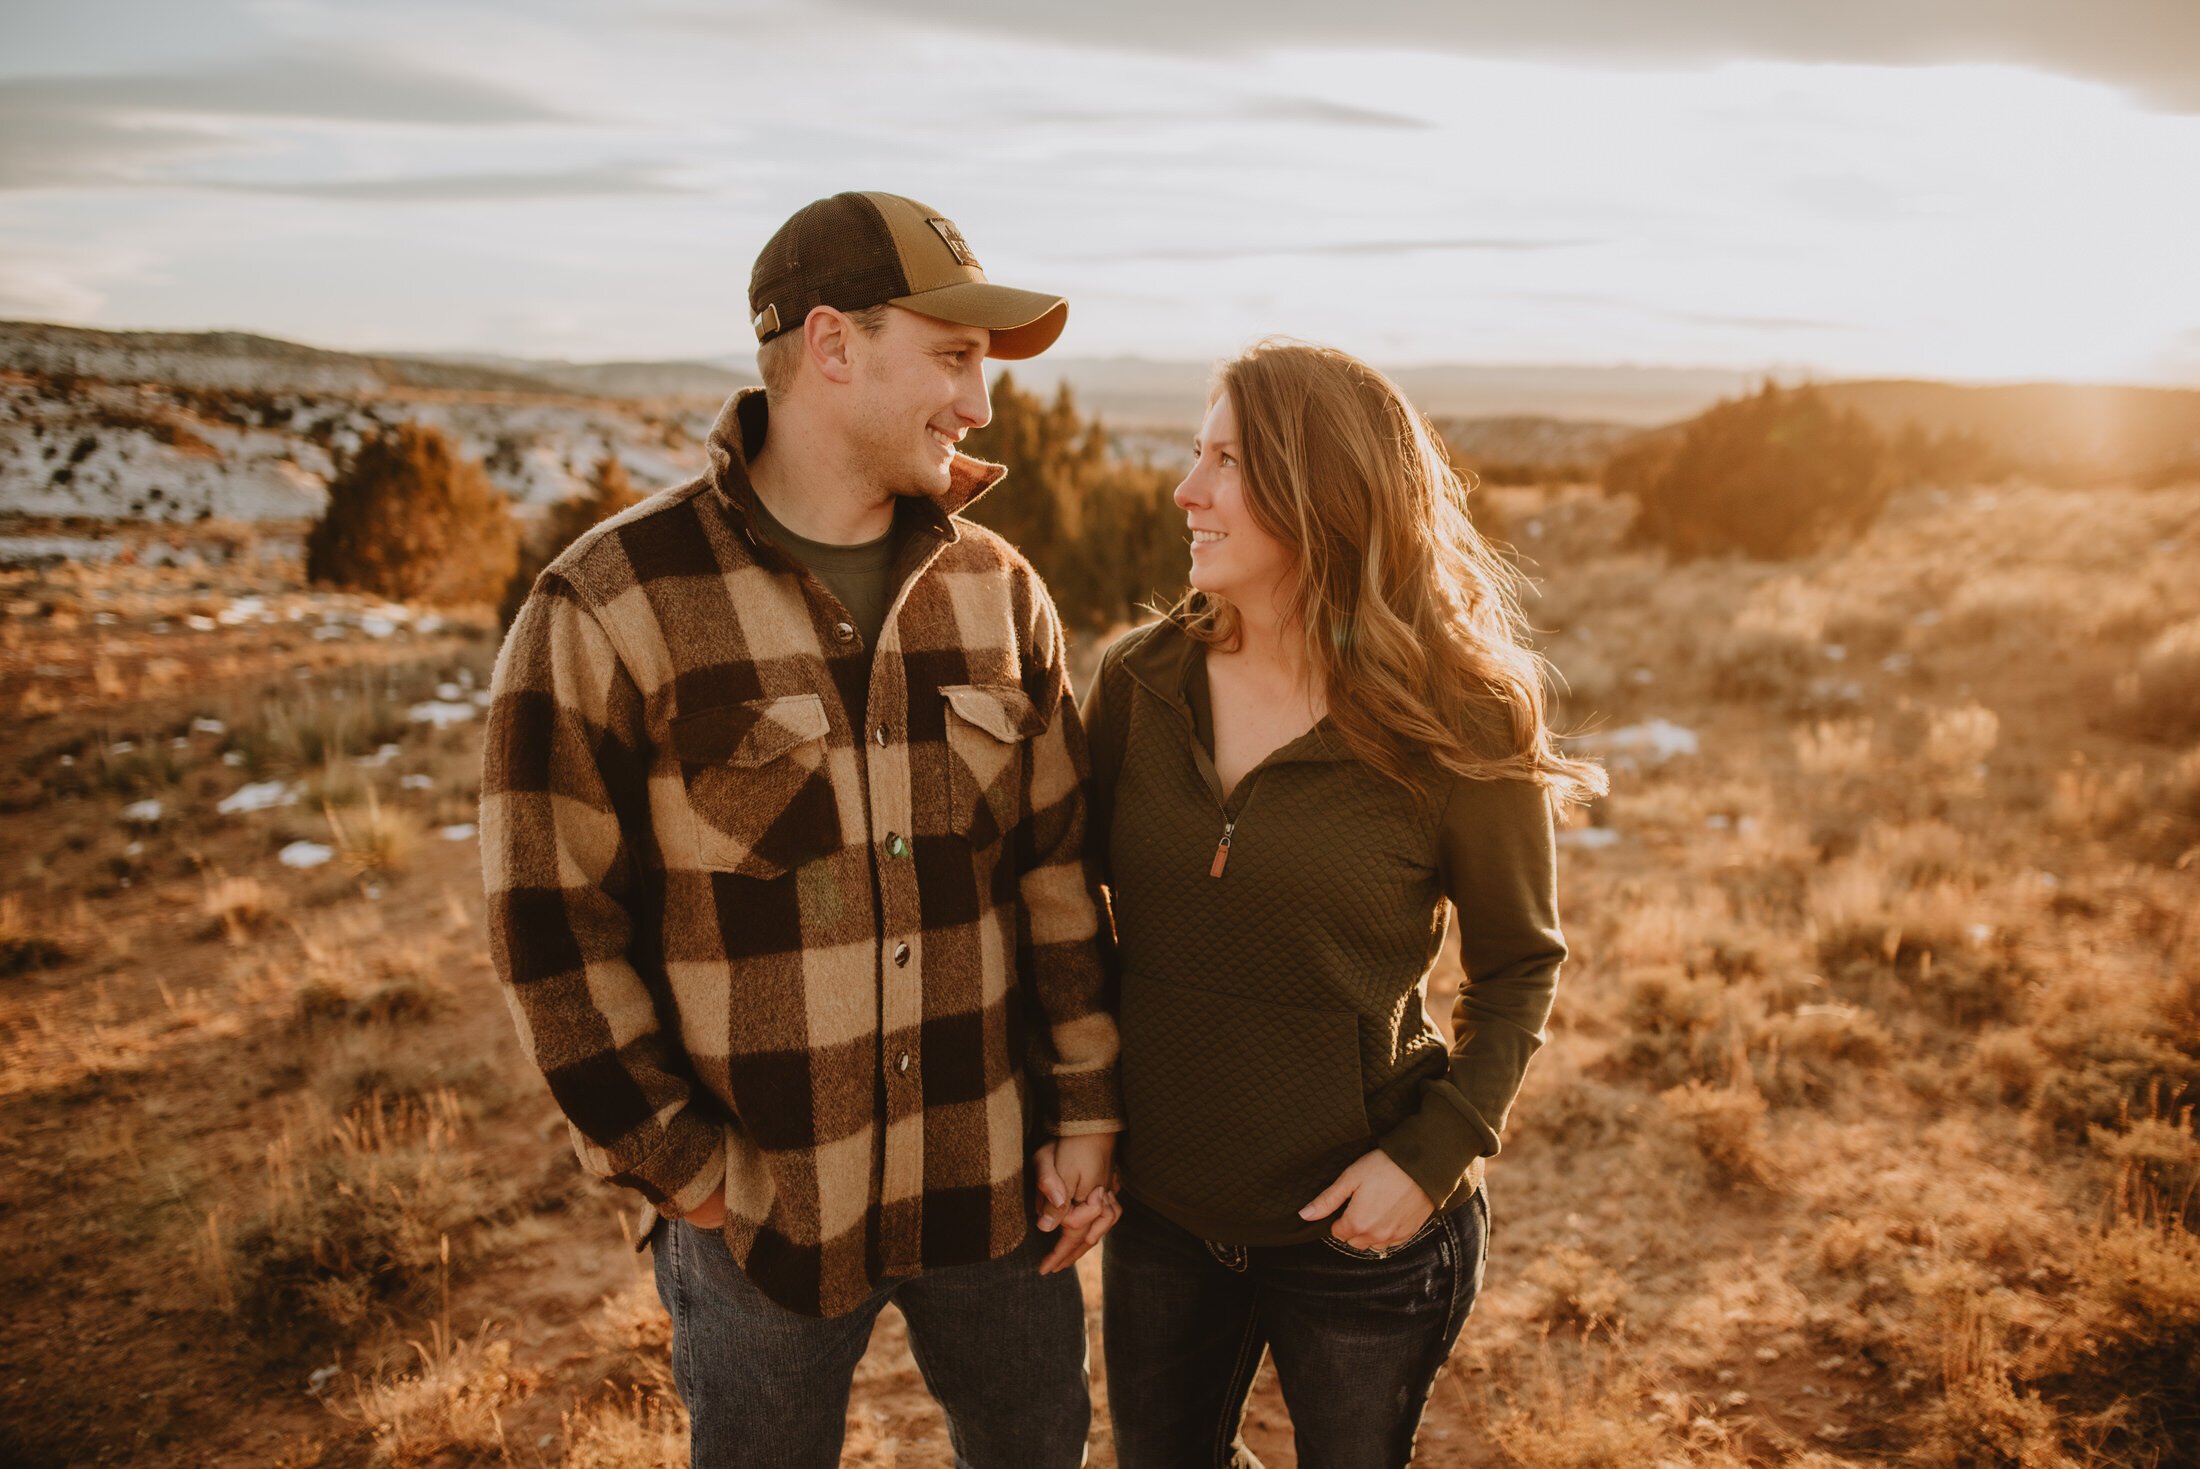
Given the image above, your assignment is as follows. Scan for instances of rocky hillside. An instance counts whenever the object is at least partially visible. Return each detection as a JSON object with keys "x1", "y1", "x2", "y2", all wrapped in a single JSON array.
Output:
[{"x1": 1, "y1": 324, "x2": 718, "y2": 523}]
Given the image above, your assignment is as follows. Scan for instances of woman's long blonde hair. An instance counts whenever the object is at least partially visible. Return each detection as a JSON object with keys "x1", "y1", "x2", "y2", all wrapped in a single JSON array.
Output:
[{"x1": 1168, "y1": 339, "x2": 1607, "y2": 807}]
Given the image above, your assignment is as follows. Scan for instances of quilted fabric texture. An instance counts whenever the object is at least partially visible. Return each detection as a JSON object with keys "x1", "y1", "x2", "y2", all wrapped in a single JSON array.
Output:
[{"x1": 1082, "y1": 617, "x2": 1568, "y2": 1246}]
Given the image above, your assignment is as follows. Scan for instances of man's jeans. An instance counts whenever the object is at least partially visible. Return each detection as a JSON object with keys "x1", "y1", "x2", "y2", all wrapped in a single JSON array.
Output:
[
  {"x1": 651, "y1": 1217, "x2": 1091, "y2": 1468},
  {"x1": 1102, "y1": 1187, "x2": 1489, "y2": 1469}
]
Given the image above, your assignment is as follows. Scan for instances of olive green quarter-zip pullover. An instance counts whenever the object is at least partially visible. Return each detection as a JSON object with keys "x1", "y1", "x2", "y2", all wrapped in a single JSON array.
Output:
[{"x1": 1082, "y1": 615, "x2": 1567, "y2": 1245}]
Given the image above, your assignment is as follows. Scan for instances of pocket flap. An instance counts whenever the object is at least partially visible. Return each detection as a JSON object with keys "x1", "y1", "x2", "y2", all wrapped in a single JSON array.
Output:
[
  {"x1": 941, "y1": 683, "x2": 1045, "y2": 744},
  {"x1": 670, "y1": 693, "x2": 830, "y2": 768}
]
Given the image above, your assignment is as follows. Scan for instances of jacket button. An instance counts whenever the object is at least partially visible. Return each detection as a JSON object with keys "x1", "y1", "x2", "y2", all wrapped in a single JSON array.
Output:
[
  {"x1": 896, "y1": 1052, "x2": 911, "y2": 1074},
  {"x1": 885, "y1": 832, "x2": 908, "y2": 859},
  {"x1": 874, "y1": 724, "x2": 889, "y2": 747},
  {"x1": 836, "y1": 621, "x2": 856, "y2": 641},
  {"x1": 893, "y1": 941, "x2": 911, "y2": 967}
]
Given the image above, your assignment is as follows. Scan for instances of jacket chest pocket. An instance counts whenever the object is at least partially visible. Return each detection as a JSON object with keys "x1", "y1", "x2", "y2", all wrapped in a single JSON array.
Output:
[
  {"x1": 941, "y1": 683, "x2": 1046, "y2": 848},
  {"x1": 668, "y1": 693, "x2": 841, "y2": 879}
]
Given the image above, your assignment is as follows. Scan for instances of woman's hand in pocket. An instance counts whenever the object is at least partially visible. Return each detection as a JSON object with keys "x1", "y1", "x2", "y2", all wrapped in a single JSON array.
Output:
[{"x1": 1299, "y1": 1150, "x2": 1434, "y2": 1252}]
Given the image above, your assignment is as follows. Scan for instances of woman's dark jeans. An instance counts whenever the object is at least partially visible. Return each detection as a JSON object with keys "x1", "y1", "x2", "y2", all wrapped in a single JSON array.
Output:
[{"x1": 1102, "y1": 1186, "x2": 1489, "y2": 1469}]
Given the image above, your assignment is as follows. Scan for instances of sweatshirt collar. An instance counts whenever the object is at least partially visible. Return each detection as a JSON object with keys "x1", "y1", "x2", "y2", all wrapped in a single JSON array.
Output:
[
  {"x1": 1119, "y1": 614, "x2": 1352, "y2": 766},
  {"x1": 704, "y1": 387, "x2": 1010, "y2": 556}
]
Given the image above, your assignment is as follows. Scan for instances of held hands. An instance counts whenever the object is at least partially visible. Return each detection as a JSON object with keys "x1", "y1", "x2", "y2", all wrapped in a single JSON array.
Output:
[
  {"x1": 685, "y1": 1134, "x2": 1127, "y2": 1273},
  {"x1": 1032, "y1": 1132, "x2": 1122, "y2": 1275},
  {"x1": 1300, "y1": 1149, "x2": 1435, "y2": 1252}
]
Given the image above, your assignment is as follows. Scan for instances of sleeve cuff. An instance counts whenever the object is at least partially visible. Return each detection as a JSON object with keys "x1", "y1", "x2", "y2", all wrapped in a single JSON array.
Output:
[
  {"x1": 1377, "y1": 1084, "x2": 1498, "y2": 1210},
  {"x1": 607, "y1": 1106, "x2": 728, "y2": 1220},
  {"x1": 1046, "y1": 1065, "x2": 1124, "y2": 1137}
]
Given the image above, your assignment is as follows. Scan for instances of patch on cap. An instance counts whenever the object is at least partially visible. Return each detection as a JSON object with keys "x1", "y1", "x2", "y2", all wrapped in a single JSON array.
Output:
[{"x1": 927, "y1": 217, "x2": 979, "y2": 269}]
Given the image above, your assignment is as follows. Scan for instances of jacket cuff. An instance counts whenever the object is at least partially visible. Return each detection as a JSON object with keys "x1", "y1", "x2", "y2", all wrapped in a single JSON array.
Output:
[
  {"x1": 1046, "y1": 1065, "x2": 1124, "y2": 1137},
  {"x1": 1376, "y1": 1084, "x2": 1498, "y2": 1211},
  {"x1": 612, "y1": 1106, "x2": 728, "y2": 1219}
]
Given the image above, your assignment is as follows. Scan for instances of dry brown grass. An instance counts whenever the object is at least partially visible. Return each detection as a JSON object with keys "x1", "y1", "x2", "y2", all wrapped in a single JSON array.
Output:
[
  {"x1": 1793, "y1": 717, "x2": 1875, "y2": 779},
  {"x1": 1469, "y1": 1343, "x2": 1748, "y2": 1468},
  {"x1": 200, "y1": 870, "x2": 288, "y2": 941},
  {"x1": 325, "y1": 788, "x2": 423, "y2": 877},
  {"x1": 1660, "y1": 1073, "x2": 1780, "y2": 1189},
  {"x1": 224, "y1": 1088, "x2": 508, "y2": 1343},
  {"x1": 1522, "y1": 1245, "x2": 1630, "y2": 1333},
  {"x1": 2119, "y1": 615, "x2": 2200, "y2": 742},
  {"x1": 559, "y1": 1387, "x2": 688, "y2": 1469},
  {"x1": 347, "y1": 1323, "x2": 541, "y2": 1468},
  {"x1": 0, "y1": 892, "x2": 72, "y2": 973},
  {"x1": 8, "y1": 484, "x2": 2200, "y2": 1466}
]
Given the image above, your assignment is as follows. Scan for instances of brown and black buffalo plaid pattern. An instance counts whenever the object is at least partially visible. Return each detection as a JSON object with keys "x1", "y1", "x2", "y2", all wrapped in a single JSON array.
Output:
[{"x1": 480, "y1": 388, "x2": 1120, "y2": 1318}]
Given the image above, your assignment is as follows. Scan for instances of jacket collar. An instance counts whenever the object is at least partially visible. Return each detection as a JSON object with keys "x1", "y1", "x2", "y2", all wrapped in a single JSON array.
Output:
[
  {"x1": 704, "y1": 387, "x2": 1009, "y2": 562},
  {"x1": 1118, "y1": 614, "x2": 1353, "y2": 766}
]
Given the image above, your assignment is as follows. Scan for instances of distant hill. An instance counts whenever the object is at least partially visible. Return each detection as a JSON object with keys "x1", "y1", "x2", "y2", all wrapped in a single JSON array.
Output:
[
  {"x1": 0, "y1": 321, "x2": 576, "y2": 397},
  {"x1": 7, "y1": 322, "x2": 2193, "y2": 497},
  {"x1": 0, "y1": 325, "x2": 720, "y2": 523},
  {"x1": 1815, "y1": 380, "x2": 2200, "y2": 484},
  {"x1": 1003, "y1": 357, "x2": 1763, "y2": 429},
  {"x1": 420, "y1": 352, "x2": 745, "y2": 400},
  {"x1": 1434, "y1": 416, "x2": 1641, "y2": 483},
  {"x1": 0, "y1": 323, "x2": 750, "y2": 403}
]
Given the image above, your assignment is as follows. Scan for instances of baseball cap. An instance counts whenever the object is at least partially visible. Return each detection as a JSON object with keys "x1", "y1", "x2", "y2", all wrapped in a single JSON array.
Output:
[{"x1": 748, "y1": 191, "x2": 1068, "y2": 361}]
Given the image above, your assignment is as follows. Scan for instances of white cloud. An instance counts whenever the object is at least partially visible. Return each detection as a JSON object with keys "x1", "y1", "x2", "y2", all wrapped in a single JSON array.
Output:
[{"x1": 1, "y1": 5, "x2": 2194, "y2": 383}]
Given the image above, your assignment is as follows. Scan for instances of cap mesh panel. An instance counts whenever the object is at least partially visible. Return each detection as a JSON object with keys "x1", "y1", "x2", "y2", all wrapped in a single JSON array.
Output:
[{"x1": 749, "y1": 193, "x2": 908, "y2": 340}]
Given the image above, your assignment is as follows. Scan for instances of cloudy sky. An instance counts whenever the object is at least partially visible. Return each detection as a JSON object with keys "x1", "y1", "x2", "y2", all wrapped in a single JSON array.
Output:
[{"x1": 5, "y1": 0, "x2": 2198, "y2": 383}]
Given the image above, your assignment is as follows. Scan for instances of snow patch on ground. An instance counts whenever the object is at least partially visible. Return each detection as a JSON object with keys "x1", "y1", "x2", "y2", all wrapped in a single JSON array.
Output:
[
  {"x1": 216, "y1": 780, "x2": 300, "y2": 814},
  {"x1": 1569, "y1": 719, "x2": 1700, "y2": 766}
]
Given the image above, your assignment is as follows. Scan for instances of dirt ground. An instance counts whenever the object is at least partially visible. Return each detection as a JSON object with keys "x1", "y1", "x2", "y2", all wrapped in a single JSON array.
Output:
[{"x1": 3, "y1": 484, "x2": 2196, "y2": 1466}]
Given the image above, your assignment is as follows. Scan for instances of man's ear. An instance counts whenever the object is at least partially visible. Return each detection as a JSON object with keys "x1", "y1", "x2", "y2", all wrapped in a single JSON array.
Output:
[{"x1": 803, "y1": 306, "x2": 858, "y2": 386}]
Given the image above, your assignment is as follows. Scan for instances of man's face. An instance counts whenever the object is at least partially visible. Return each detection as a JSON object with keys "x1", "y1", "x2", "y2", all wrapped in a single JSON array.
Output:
[{"x1": 844, "y1": 307, "x2": 993, "y2": 500}]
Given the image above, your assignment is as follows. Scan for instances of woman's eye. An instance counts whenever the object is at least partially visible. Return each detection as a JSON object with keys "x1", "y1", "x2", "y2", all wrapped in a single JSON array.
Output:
[{"x1": 1220, "y1": 452, "x2": 1236, "y2": 468}]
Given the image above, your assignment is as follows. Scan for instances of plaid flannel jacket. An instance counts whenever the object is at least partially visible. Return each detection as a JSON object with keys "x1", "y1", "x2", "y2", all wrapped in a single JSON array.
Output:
[{"x1": 480, "y1": 387, "x2": 1121, "y2": 1317}]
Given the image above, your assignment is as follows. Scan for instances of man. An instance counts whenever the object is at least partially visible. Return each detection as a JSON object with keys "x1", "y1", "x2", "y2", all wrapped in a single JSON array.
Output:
[{"x1": 480, "y1": 191, "x2": 1122, "y2": 1468}]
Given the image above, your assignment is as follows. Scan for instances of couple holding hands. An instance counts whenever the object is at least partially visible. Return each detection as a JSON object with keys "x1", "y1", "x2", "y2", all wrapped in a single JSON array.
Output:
[{"x1": 482, "y1": 191, "x2": 1601, "y2": 1468}]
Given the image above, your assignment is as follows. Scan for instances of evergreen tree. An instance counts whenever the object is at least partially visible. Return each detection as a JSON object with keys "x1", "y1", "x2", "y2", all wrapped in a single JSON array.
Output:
[
  {"x1": 498, "y1": 453, "x2": 643, "y2": 627},
  {"x1": 305, "y1": 422, "x2": 519, "y2": 606},
  {"x1": 1607, "y1": 384, "x2": 1893, "y2": 560},
  {"x1": 964, "y1": 373, "x2": 1185, "y2": 633}
]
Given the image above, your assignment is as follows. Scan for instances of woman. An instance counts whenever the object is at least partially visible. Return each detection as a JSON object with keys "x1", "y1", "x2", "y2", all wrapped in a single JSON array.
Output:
[{"x1": 1081, "y1": 341, "x2": 1605, "y2": 1468}]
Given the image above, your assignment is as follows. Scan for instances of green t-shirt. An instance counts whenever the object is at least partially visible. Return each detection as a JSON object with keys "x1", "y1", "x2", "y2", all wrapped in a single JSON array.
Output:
[{"x1": 751, "y1": 495, "x2": 901, "y2": 657}]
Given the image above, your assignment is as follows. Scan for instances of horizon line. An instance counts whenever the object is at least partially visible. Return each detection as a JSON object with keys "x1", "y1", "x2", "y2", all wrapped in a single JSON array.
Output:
[{"x1": 4, "y1": 317, "x2": 2198, "y2": 394}]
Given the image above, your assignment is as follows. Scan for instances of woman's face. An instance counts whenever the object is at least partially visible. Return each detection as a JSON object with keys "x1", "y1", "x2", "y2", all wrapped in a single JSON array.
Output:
[{"x1": 1174, "y1": 392, "x2": 1297, "y2": 612}]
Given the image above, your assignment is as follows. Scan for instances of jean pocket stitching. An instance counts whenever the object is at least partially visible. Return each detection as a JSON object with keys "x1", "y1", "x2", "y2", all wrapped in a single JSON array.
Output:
[{"x1": 1320, "y1": 1207, "x2": 1440, "y2": 1260}]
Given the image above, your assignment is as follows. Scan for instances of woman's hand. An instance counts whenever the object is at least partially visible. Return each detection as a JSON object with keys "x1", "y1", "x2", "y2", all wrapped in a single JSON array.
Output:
[
  {"x1": 1299, "y1": 1150, "x2": 1435, "y2": 1252},
  {"x1": 1031, "y1": 1135, "x2": 1123, "y2": 1275}
]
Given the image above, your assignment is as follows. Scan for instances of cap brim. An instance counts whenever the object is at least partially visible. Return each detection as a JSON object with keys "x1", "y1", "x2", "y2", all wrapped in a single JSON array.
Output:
[{"x1": 889, "y1": 281, "x2": 1068, "y2": 361}]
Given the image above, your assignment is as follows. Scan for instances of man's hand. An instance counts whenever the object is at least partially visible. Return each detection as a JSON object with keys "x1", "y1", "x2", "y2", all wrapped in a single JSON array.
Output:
[
  {"x1": 1299, "y1": 1150, "x2": 1435, "y2": 1252},
  {"x1": 1042, "y1": 1132, "x2": 1115, "y2": 1215},
  {"x1": 684, "y1": 1187, "x2": 727, "y2": 1230},
  {"x1": 1031, "y1": 1134, "x2": 1122, "y2": 1275}
]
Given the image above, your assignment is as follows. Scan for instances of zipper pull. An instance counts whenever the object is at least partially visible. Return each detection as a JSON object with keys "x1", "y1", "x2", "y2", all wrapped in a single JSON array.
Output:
[{"x1": 1209, "y1": 819, "x2": 1236, "y2": 878}]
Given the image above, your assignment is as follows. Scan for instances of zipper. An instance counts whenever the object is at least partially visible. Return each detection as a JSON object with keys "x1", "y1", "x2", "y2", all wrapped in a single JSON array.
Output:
[
  {"x1": 1207, "y1": 768, "x2": 1269, "y2": 879},
  {"x1": 1147, "y1": 658, "x2": 1293, "y2": 881}
]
